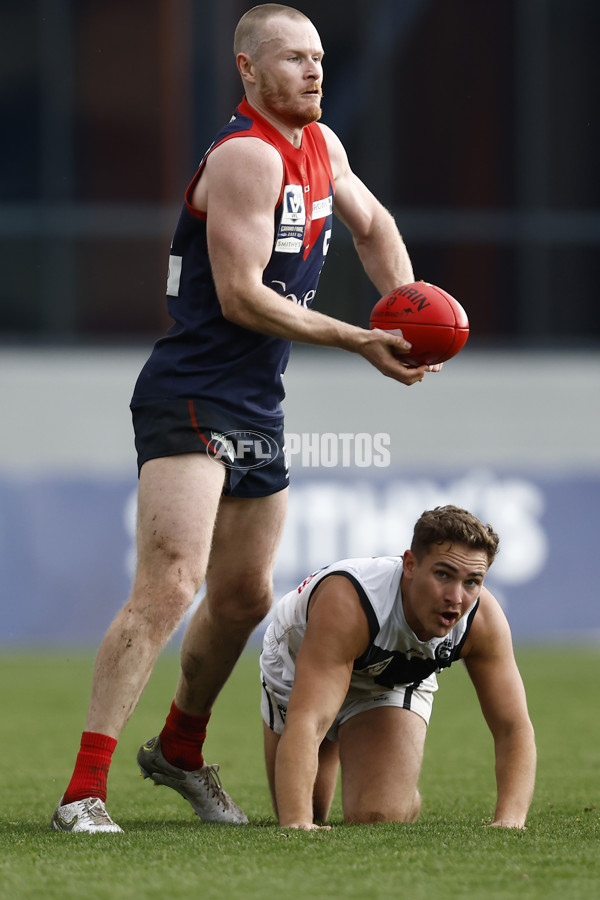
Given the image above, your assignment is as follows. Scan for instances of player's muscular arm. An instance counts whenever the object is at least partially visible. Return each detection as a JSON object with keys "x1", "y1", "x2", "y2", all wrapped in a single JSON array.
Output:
[
  {"x1": 462, "y1": 590, "x2": 537, "y2": 829},
  {"x1": 274, "y1": 577, "x2": 371, "y2": 829},
  {"x1": 200, "y1": 138, "x2": 426, "y2": 387},
  {"x1": 203, "y1": 137, "x2": 360, "y2": 344},
  {"x1": 319, "y1": 123, "x2": 415, "y2": 293}
]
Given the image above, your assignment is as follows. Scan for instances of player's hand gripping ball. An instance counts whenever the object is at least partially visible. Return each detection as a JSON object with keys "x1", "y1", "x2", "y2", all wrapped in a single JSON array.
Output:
[{"x1": 369, "y1": 282, "x2": 469, "y2": 367}]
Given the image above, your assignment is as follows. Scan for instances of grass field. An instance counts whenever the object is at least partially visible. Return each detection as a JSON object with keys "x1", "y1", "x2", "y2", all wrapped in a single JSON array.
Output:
[{"x1": 2, "y1": 646, "x2": 599, "y2": 899}]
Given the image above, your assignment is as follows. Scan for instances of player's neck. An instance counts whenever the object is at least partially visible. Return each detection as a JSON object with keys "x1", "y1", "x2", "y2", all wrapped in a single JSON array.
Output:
[{"x1": 244, "y1": 96, "x2": 305, "y2": 148}]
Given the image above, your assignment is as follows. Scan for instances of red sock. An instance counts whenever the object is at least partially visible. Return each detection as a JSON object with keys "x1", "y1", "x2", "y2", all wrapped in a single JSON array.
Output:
[
  {"x1": 62, "y1": 732, "x2": 117, "y2": 804},
  {"x1": 159, "y1": 700, "x2": 210, "y2": 771}
]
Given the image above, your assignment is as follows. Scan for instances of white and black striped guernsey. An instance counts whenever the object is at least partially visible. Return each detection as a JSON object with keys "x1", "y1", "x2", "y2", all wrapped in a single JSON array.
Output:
[{"x1": 268, "y1": 556, "x2": 479, "y2": 692}]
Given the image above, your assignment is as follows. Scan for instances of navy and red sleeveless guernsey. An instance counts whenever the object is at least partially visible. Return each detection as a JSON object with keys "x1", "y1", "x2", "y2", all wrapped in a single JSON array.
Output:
[{"x1": 131, "y1": 97, "x2": 335, "y2": 430}]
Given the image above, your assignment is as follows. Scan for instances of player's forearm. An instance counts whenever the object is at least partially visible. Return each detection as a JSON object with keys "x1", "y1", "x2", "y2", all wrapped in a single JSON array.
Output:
[
  {"x1": 216, "y1": 269, "x2": 424, "y2": 386},
  {"x1": 274, "y1": 729, "x2": 320, "y2": 827},
  {"x1": 219, "y1": 279, "x2": 369, "y2": 352},
  {"x1": 352, "y1": 207, "x2": 414, "y2": 295},
  {"x1": 492, "y1": 723, "x2": 537, "y2": 828}
]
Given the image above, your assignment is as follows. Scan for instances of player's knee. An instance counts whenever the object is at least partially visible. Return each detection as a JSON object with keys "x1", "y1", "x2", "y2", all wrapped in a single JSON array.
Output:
[
  {"x1": 208, "y1": 580, "x2": 273, "y2": 628},
  {"x1": 345, "y1": 790, "x2": 421, "y2": 825},
  {"x1": 119, "y1": 592, "x2": 187, "y2": 650},
  {"x1": 132, "y1": 562, "x2": 202, "y2": 626},
  {"x1": 406, "y1": 789, "x2": 422, "y2": 822}
]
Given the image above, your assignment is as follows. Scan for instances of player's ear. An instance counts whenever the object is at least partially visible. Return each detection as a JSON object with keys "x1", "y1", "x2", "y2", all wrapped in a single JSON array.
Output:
[
  {"x1": 237, "y1": 53, "x2": 256, "y2": 82},
  {"x1": 402, "y1": 549, "x2": 416, "y2": 576}
]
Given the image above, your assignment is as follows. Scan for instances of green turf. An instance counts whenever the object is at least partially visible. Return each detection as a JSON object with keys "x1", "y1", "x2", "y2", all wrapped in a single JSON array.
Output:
[{"x1": 1, "y1": 646, "x2": 599, "y2": 899}]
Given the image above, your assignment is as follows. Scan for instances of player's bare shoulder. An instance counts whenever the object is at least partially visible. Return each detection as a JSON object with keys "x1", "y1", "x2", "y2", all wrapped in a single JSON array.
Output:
[
  {"x1": 316, "y1": 122, "x2": 349, "y2": 181},
  {"x1": 461, "y1": 586, "x2": 513, "y2": 659},
  {"x1": 207, "y1": 134, "x2": 283, "y2": 172},
  {"x1": 193, "y1": 136, "x2": 284, "y2": 213}
]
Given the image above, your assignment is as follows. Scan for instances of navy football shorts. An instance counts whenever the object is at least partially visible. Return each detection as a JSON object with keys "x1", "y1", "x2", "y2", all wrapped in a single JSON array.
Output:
[{"x1": 131, "y1": 399, "x2": 289, "y2": 498}]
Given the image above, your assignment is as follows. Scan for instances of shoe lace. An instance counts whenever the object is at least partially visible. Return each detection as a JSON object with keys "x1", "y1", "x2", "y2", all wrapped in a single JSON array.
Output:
[
  {"x1": 86, "y1": 798, "x2": 113, "y2": 825},
  {"x1": 201, "y1": 764, "x2": 235, "y2": 811},
  {"x1": 203, "y1": 764, "x2": 224, "y2": 792}
]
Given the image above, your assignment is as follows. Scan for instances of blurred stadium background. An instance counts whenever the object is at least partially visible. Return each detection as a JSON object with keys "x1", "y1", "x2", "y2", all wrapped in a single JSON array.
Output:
[{"x1": 1, "y1": 0, "x2": 599, "y2": 646}]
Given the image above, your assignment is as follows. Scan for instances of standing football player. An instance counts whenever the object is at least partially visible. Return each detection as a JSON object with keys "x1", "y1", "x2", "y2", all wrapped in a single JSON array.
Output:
[{"x1": 52, "y1": 4, "x2": 439, "y2": 833}]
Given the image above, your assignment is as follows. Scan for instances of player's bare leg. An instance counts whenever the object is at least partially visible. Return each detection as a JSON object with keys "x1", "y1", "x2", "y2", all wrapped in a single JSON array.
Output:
[
  {"x1": 135, "y1": 490, "x2": 288, "y2": 826},
  {"x1": 52, "y1": 455, "x2": 226, "y2": 832},
  {"x1": 312, "y1": 737, "x2": 340, "y2": 823},
  {"x1": 338, "y1": 706, "x2": 426, "y2": 823},
  {"x1": 263, "y1": 722, "x2": 281, "y2": 817},
  {"x1": 175, "y1": 488, "x2": 288, "y2": 716},
  {"x1": 85, "y1": 454, "x2": 225, "y2": 738}
]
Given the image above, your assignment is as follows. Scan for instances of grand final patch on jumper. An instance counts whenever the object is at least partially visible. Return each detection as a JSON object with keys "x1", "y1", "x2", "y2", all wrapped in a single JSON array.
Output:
[{"x1": 275, "y1": 184, "x2": 306, "y2": 253}]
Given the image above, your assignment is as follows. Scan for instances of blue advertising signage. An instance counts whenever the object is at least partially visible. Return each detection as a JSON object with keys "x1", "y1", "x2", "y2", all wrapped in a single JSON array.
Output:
[{"x1": 1, "y1": 467, "x2": 598, "y2": 645}]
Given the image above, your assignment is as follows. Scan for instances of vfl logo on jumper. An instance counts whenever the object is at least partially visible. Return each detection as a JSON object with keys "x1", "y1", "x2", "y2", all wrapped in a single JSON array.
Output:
[
  {"x1": 205, "y1": 430, "x2": 280, "y2": 470},
  {"x1": 275, "y1": 185, "x2": 306, "y2": 254}
]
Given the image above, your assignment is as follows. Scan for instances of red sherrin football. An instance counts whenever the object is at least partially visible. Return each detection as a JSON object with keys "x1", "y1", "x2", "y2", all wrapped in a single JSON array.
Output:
[{"x1": 369, "y1": 282, "x2": 469, "y2": 367}]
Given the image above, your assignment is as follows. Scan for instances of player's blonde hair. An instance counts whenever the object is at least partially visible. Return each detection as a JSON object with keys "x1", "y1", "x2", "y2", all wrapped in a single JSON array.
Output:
[
  {"x1": 410, "y1": 505, "x2": 499, "y2": 567},
  {"x1": 234, "y1": 4, "x2": 312, "y2": 60}
]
